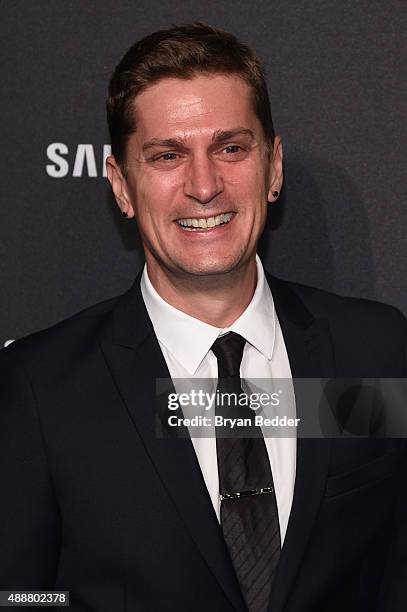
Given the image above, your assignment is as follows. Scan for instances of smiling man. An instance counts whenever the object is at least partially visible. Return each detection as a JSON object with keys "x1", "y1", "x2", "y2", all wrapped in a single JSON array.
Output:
[{"x1": 1, "y1": 23, "x2": 406, "y2": 612}]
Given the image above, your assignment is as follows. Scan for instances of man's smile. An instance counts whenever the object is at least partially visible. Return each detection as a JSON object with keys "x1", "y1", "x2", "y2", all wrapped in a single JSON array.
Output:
[{"x1": 175, "y1": 212, "x2": 235, "y2": 231}]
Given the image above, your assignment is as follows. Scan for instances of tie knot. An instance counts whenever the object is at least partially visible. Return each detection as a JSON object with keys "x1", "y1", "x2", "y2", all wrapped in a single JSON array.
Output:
[{"x1": 211, "y1": 332, "x2": 246, "y2": 378}]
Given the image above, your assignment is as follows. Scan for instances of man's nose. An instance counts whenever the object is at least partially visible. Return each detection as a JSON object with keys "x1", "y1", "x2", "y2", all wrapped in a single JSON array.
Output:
[{"x1": 183, "y1": 154, "x2": 223, "y2": 204}]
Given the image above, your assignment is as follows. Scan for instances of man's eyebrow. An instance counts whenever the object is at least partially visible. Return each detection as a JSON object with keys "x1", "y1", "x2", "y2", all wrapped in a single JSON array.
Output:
[
  {"x1": 141, "y1": 128, "x2": 255, "y2": 153},
  {"x1": 211, "y1": 128, "x2": 255, "y2": 143},
  {"x1": 142, "y1": 137, "x2": 187, "y2": 153}
]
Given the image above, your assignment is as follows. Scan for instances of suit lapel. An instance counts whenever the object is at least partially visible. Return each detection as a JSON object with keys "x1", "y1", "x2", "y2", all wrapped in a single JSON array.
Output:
[
  {"x1": 265, "y1": 273, "x2": 335, "y2": 612},
  {"x1": 99, "y1": 276, "x2": 247, "y2": 611}
]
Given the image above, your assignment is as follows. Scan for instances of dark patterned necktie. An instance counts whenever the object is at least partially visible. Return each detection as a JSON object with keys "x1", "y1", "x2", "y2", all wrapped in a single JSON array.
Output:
[{"x1": 212, "y1": 332, "x2": 281, "y2": 612}]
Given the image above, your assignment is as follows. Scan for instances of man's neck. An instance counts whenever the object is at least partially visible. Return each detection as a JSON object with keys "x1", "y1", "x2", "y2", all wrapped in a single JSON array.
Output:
[{"x1": 145, "y1": 258, "x2": 257, "y2": 328}]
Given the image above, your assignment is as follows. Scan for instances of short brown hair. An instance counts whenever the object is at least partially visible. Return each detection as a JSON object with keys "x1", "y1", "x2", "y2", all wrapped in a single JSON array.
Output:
[{"x1": 106, "y1": 22, "x2": 275, "y2": 170}]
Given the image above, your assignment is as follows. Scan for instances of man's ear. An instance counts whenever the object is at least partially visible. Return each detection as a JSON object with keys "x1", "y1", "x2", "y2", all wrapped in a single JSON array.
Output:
[
  {"x1": 267, "y1": 136, "x2": 283, "y2": 202},
  {"x1": 106, "y1": 156, "x2": 135, "y2": 218}
]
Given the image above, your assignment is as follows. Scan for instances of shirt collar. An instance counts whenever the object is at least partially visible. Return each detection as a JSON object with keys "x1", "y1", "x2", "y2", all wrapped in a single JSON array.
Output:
[{"x1": 140, "y1": 254, "x2": 276, "y2": 375}]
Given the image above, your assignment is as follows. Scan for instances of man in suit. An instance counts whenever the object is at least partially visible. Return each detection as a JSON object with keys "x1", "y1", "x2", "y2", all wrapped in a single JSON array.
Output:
[{"x1": 1, "y1": 23, "x2": 406, "y2": 612}]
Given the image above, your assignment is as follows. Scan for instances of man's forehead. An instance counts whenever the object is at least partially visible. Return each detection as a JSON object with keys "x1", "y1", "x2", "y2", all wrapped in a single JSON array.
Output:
[
  {"x1": 131, "y1": 74, "x2": 260, "y2": 142},
  {"x1": 135, "y1": 72, "x2": 252, "y2": 101}
]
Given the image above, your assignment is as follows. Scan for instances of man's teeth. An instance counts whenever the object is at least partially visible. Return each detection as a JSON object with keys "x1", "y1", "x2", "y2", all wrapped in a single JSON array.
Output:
[{"x1": 177, "y1": 213, "x2": 232, "y2": 230}]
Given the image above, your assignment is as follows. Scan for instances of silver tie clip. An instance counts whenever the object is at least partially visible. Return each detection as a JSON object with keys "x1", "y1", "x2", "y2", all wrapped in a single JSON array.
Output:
[{"x1": 219, "y1": 486, "x2": 274, "y2": 501}]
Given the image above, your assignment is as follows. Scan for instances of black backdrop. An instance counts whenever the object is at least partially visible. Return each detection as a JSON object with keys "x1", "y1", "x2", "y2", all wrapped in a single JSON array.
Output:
[{"x1": 1, "y1": 0, "x2": 406, "y2": 347}]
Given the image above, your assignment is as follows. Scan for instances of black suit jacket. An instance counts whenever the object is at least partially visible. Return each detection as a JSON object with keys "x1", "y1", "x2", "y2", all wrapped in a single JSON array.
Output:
[{"x1": 1, "y1": 272, "x2": 406, "y2": 611}]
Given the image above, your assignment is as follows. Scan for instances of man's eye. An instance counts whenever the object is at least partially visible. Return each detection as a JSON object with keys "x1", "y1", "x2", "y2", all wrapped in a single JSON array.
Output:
[
  {"x1": 223, "y1": 145, "x2": 242, "y2": 154},
  {"x1": 158, "y1": 152, "x2": 178, "y2": 161}
]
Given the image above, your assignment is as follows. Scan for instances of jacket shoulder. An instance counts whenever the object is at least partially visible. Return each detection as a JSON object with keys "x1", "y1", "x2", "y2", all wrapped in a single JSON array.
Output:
[
  {"x1": 285, "y1": 278, "x2": 405, "y2": 328},
  {"x1": 268, "y1": 274, "x2": 407, "y2": 375},
  {"x1": 266, "y1": 269, "x2": 404, "y2": 322},
  {"x1": 1, "y1": 294, "x2": 121, "y2": 367},
  {"x1": 289, "y1": 279, "x2": 403, "y2": 319}
]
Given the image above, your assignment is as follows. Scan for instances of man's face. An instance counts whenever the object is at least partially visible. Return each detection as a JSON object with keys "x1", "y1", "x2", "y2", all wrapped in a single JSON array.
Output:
[{"x1": 108, "y1": 74, "x2": 282, "y2": 278}]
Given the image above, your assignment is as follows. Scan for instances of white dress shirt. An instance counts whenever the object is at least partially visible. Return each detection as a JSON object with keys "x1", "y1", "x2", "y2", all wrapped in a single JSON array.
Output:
[{"x1": 140, "y1": 255, "x2": 296, "y2": 545}]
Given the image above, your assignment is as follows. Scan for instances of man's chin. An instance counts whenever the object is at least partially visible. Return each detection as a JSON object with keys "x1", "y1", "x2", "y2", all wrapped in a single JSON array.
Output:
[{"x1": 173, "y1": 256, "x2": 247, "y2": 278}]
